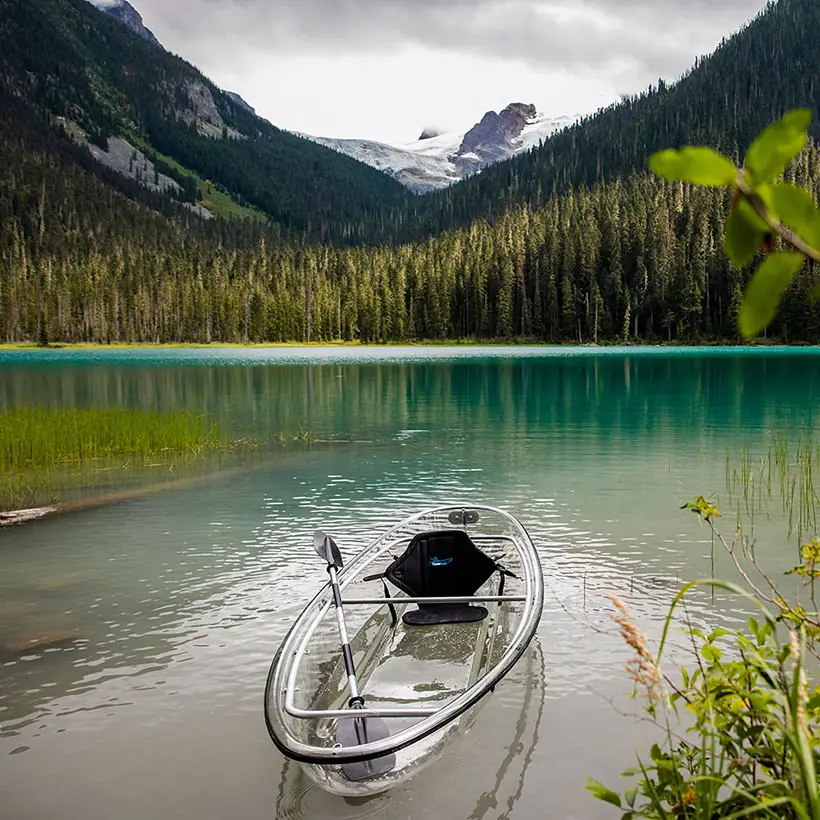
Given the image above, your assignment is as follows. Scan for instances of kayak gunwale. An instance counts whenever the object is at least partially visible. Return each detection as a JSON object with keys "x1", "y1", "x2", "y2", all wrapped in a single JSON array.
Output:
[{"x1": 263, "y1": 504, "x2": 543, "y2": 766}]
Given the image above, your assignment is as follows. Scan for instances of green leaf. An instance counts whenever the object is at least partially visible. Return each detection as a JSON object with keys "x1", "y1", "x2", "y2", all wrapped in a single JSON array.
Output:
[
  {"x1": 745, "y1": 109, "x2": 812, "y2": 186},
  {"x1": 585, "y1": 778, "x2": 622, "y2": 808},
  {"x1": 624, "y1": 786, "x2": 638, "y2": 808},
  {"x1": 708, "y1": 628, "x2": 732, "y2": 642},
  {"x1": 739, "y1": 252, "x2": 805, "y2": 338},
  {"x1": 724, "y1": 204, "x2": 766, "y2": 268},
  {"x1": 650, "y1": 147, "x2": 736, "y2": 187},
  {"x1": 770, "y1": 182, "x2": 820, "y2": 252},
  {"x1": 702, "y1": 644, "x2": 723, "y2": 662},
  {"x1": 756, "y1": 183, "x2": 777, "y2": 216}
]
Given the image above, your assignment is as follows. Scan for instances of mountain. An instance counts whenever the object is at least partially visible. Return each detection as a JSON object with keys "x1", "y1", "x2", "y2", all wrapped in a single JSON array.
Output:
[
  {"x1": 89, "y1": 0, "x2": 161, "y2": 47},
  {"x1": 91, "y1": 2, "x2": 260, "y2": 124},
  {"x1": 306, "y1": 104, "x2": 576, "y2": 193},
  {"x1": 391, "y1": 0, "x2": 820, "y2": 241},
  {"x1": 4, "y1": 0, "x2": 820, "y2": 348},
  {"x1": 1, "y1": 0, "x2": 408, "y2": 242}
]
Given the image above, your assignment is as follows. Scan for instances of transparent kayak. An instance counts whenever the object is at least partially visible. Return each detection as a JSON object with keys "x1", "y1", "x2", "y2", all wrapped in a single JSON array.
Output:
[{"x1": 263, "y1": 505, "x2": 544, "y2": 797}]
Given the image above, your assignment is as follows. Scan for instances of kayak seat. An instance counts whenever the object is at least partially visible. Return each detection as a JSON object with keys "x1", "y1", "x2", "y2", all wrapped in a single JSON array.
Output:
[
  {"x1": 381, "y1": 530, "x2": 502, "y2": 627},
  {"x1": 402, "y1": 602, "x2": 488, "y2": 626}
]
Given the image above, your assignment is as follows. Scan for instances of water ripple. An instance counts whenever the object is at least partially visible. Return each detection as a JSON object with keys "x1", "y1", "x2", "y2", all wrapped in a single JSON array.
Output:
[{"x1": 1, "y1": 352, "x2": 809, "y2": 820}]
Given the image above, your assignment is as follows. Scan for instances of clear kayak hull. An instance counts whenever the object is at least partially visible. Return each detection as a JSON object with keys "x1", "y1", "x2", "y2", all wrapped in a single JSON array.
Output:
[{"x1": 264, "y1": 505, "x2": 544, "y2": 797}]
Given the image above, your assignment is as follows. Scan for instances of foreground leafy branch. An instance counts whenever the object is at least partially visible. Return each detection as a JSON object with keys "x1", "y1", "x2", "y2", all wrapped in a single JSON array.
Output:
[
  {"x1": 650, "y1": 109, "x2": 820, "y2": 339},
  {"x1": 589, "y1": 501, "x2": 820, "y2": 819}
]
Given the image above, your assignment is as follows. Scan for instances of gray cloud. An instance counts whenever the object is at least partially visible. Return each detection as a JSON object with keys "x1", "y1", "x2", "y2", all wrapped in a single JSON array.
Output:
[
  {"x1": 144, "y1": 0, "x2": 768, "y2": 78},
  {"x1": 123, "y1": 0, "x2": 770, "y2": 141}
]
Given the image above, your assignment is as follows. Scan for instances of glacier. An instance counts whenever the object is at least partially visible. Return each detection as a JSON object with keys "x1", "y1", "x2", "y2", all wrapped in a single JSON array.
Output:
[{"x1": 303, "y1": 105, "x2": 578, "y2": 194}]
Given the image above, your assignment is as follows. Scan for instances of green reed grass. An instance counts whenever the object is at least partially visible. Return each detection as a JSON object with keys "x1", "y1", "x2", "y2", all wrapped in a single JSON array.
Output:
[
  {"x1": 0, "y1": 407, "x2": 225, "y2": 511},
  {"x1": 726, "y1": 431, "x2": 820, "y2": 548}
]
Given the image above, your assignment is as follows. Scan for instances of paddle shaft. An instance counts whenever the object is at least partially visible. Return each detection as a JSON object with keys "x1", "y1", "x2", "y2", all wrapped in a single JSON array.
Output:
[{"x1": 327, "y1": 565, "x2": 361, "y2": 704}]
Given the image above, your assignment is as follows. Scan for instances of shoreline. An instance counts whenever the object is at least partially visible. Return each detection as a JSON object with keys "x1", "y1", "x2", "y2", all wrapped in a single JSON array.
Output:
[
  {"x1": 0, "y1": 468, "x2": 248, "y2": 530},
  {"x1": 0, "y1": 339, "x2": 816, "y2": 351}
]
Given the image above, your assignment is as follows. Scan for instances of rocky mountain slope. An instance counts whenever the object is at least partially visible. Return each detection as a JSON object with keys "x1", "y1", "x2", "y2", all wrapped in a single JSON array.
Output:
[
  {"x1": 93, "y1": 0, "x2": 160, "y2": 46},
  {"x1": 1, "y1": 0, "x2": 407, "y2": 241},
  {"x1": 308, "y1": 103, "x2": 576, "y2": 193}
]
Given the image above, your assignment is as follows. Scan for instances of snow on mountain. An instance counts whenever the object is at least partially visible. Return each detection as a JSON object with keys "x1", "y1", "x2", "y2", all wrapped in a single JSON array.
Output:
[
  {"x1": 305, "y1": 103, "x2": 577, "y2": 194},
  {"x1": 307, "y1": 132, "x2": 463, "y2": 193}
]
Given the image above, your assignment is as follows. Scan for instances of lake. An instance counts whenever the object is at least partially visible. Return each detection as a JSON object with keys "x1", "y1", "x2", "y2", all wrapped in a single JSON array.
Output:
[{"x1": 1, "y1": 346, "x2": 818, "y2": 820}]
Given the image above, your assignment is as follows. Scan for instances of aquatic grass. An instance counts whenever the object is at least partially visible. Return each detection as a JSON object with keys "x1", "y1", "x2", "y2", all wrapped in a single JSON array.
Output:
[
  {"x1": 0, "y1": 407, "x2": 322, "y2": 512},
  {"x1": 726, "y1": 432, "x2": 820, "y2": 548},
  {"x1": 0, "y1": 407, "x2": 226, "y2": 511},
  {"x1": 0, "y1": 407, "x2": 222, "y2": 469}
]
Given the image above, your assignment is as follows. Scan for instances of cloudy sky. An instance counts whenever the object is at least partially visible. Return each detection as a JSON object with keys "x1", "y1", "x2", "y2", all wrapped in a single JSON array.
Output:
[{"x1": 96, "y1": 0, "x2": 769, "y2": 144}]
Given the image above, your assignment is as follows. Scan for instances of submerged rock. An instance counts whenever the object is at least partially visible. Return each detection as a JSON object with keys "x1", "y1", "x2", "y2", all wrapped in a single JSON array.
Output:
[
  {"x1": 0, "y1": 630, "x2": 79, "y2": 657},
  {"x1": 30, "y1": 573, "x2": 89, "y2": 593}
]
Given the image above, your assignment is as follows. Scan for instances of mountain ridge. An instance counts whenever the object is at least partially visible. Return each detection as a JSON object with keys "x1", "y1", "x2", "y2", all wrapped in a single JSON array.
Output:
[
  {"x1": 90, "y1": 0, "x2": 578, "y2": 197},
  {"x1": 88, "y1": 0, "x2": 161, "y2": 46},
  {"x1": 1, "y1": 0, "x2": 409, "y2": 242}
]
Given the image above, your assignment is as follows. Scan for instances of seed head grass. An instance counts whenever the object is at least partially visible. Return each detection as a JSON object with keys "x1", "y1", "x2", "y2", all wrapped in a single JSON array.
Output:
[{"x1": 608, "y1": 594, "x2": 662, "y2": 704}]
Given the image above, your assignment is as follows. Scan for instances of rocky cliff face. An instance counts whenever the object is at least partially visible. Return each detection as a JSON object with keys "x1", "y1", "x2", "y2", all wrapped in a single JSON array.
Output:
[
  {"x1": 226, "y1": 92, "x2": 256, "y2": 116},
  {"x1": 459, "y1": 103, "x2": 536, "y2": 159},
  {"x1": 175, "y1": 79, "x2": 244, "y2": 140},
  {"x1": 455, "y1": 102, "x2": 539, "y2": 175},
  {"x1": 95, "y1": 0, "x2": 161, "y2": 47}
]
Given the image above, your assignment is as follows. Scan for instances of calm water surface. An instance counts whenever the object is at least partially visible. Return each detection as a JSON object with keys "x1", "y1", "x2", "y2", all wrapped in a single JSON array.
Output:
[{"x1": 1, "y1": 346, "x2": 819, "y2": 820}]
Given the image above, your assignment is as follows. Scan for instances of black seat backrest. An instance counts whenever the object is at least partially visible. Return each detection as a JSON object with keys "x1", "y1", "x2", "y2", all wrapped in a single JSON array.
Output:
[{"x1": 384, "y1": 530, "x2": 498, "y2": 599}]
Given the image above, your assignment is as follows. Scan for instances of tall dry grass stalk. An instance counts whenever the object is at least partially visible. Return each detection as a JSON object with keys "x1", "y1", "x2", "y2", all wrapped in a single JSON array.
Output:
[{"x1": 608, "y1": 594, "x2": 662, "y2": 705}]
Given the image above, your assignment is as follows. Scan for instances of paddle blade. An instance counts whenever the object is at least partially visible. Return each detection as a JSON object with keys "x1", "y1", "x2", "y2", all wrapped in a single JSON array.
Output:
[
  {"x1": 313, "y1": 529, "x2": 344, "y2": 569},
  {"x1": 336, "y1": 714, "x2": 396, "y2": 781}
]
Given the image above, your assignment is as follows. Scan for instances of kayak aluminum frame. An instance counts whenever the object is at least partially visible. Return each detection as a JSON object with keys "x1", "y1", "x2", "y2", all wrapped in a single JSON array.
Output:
[{"x1": 264, "y1": 505, "x2": 543, "y2": 765}]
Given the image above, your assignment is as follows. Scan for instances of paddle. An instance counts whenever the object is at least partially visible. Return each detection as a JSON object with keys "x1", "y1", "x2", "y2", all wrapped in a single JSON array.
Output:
[{"x1": 313, "y1": 530, "x2": 396, "y2": 781}]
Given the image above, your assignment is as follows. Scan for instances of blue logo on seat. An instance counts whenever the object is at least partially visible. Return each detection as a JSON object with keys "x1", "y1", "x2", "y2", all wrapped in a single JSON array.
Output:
[{"x1": 429, "y1": 556, "x2": 453, "y2": 567}]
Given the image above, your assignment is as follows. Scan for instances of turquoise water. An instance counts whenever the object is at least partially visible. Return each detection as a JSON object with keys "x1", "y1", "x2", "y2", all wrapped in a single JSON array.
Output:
[{"x1": 1, "y1": 346, "x2": 818, "y2": 820}]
